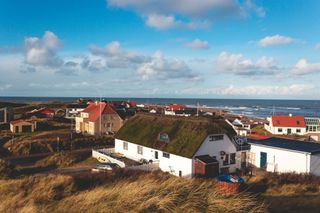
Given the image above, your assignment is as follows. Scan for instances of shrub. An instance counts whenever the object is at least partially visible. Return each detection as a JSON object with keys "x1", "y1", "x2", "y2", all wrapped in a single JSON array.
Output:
[{"x1": 0, "y1": 159, "x2": 16, "y2": 179}]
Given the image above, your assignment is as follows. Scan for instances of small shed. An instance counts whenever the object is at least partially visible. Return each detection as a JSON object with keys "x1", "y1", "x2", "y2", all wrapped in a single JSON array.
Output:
[
  {"x1": 10, "y1": 120, "x2": 36, "y2": 133},
  {"x1": 194, "y1": 155, "x2": 219, "y2": 178}
]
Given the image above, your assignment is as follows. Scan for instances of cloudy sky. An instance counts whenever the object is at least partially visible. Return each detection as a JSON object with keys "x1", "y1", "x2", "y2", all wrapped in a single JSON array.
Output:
[{"x1": 0, "y1": 0, "x2": 320, "y2": 99}]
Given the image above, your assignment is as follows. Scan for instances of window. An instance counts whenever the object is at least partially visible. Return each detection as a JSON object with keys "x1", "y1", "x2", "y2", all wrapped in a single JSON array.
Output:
[
  {"x1": 137, "y1": 146, "x2": 143, "y2": 155},
  {"x1": 278, "y1": 128, "x2": 282, "y2": 133},
  {"x1": 223, "y1": 154, "x2": 229, "y2": 165},
  {"x1": 209, "y1": 135, "x2": 224, "y2": 141},
  {"x1": 230, "y1": 153, "x2": 236, "y2": 164},
  {"x1": 163, "y1": 152, "x2": 170, "y2": 158},
  {"x1": 296, "y1": 129, "x2": 301, "y2": 133},
  {"x1": 159, "y1": 133, "x2": 170, "y2": 143},
  {"x1": 123, "y1": 142, "x2": 128, "y2": 150}
]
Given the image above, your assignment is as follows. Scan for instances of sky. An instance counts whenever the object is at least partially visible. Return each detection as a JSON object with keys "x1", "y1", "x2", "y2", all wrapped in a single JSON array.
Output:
[{"x1": 0, "y1": 0, "x2": 320, "y2": 99}]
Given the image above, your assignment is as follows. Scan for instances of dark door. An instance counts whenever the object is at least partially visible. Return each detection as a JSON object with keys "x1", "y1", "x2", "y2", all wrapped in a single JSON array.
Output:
[
  {"x1": 22, "y1": 125, "x2": 32, "y2": 133},
  {"x1": 241, "y1": 152, "x2": 246, "y2": 168},
  {"x1": 15, "y1": 126, "x2": 19, "y2": 133},
  {"x1": 155, "y1": 151, "x2": 158, "y2": 159},
  {"x1": 260, "y1": 152, "x2": 267, "y2": 168},
  {"x1": 287, "y1": 128, "x2": 292, "y2": 134}
]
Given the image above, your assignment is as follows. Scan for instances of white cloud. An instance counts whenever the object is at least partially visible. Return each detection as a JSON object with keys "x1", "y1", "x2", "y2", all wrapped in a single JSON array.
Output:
[
  {"x1": 137, "y1": 51, "x2": 196, "y2": 80},
  {"x1": 219, "y1": 84, "x2": 313, "y2": 96},
  {"x1": 89, "y1": 41, "x2": 148, "y2": 69},
  {"x1": 215, "y1": 52, "x2": 279, "y2": 75},
  {"x1": 315, "y1": 43, "x2": 320, "y2": 50},
  {"x1": 184, "y1": 39, "x2": 209, "y2": 49},
  {"x1": 292, "y1": 59, "x2": 320, "y2": 75},
  {"x1": 0, "y1": 84, "x2": 12, "y2": 91},
  {"x1": 24, "y1": 31, "x2": 63, "y2": 67},
  {"x1": 107, "y1": 0, "x2": 265, "y2": 30},
  {"x1": 259, "y1": 35, "x2": 296, "y2": 47},
  {"x1": 146, "y1": 14, "x2": 177, "y2": 30}
]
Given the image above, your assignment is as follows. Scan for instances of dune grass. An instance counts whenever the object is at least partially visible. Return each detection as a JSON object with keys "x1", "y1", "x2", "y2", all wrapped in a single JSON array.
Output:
[{"x1": 0, "y1": 171, "x2": 265, "y2": 213}]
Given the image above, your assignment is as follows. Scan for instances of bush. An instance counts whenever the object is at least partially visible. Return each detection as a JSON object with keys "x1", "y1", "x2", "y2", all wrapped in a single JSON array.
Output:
[
  {"x1": 0, "y1": 159, "x2": 16, "y2": 179},
  {"x1": 266, "y1": 172, "x2": 320, "y2": 185}
]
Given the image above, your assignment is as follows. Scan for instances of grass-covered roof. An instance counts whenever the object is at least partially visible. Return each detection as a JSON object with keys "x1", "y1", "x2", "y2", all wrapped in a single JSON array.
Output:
[{"x1": 116, "y1": 114, "x2": 236, "y2": 158}]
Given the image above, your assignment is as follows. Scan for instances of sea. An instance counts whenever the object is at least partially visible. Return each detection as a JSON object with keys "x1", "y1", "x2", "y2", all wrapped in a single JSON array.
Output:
[{"x1": 1, "y1": 96, "x2": 320, "y2": 119}]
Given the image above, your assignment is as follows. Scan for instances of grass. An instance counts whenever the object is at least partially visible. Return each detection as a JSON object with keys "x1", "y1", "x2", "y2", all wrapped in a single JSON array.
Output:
[
  {"x1": 244, "y1": 168, "x2": 320, "y2": 212},
  {"x1": 0, "y1": 170, "x2": 265, "y2": 213},
  {"x1": 34, "y1": 152, "x2": 91, "y2": 169}
]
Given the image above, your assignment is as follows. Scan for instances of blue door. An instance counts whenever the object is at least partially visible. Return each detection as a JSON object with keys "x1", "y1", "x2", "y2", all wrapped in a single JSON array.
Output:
[{"x1": 260, "y1": 152, "x2": 267, "y2": 168}]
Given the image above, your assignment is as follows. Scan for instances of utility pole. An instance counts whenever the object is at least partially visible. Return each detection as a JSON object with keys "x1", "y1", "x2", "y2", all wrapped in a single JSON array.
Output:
[{"x1": 57, "y1": 136, "x2": 60, "y2": 152}]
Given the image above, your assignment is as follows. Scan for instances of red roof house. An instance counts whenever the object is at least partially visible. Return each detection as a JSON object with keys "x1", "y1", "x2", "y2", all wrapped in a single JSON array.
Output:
[
  {"x1": 265, "y1": 115, "x2": 307, "y2": 135},
  {"x1": 271, "y1": 115, "x2": 306, "y2": 128},
  {"x1": 76, "y1": 102, "x2": 123, "y2": 135}
]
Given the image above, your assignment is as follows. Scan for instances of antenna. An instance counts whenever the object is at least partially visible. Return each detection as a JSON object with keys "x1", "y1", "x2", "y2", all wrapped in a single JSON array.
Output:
[
  {"x1": 196, "y1": 102, "x2": 199, "y2": 117},
  {"x1": 272, "y1": 105, "x2": 275, "y2": 115}
]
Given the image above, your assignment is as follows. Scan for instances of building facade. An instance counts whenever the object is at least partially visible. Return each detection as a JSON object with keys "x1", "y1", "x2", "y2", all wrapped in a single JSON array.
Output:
[
  {"x1": 75, "y1": 102, "x2": 123, "y2": 135},
  {"x1": 248, "y1": 137, "x2": 320, "y2": 176},
  {"x1": 264, "y1": 115, "x2": 306, "y2": 135},
  {"x1": 10, "y1": 120, "x2": 36, "y2": 133}
]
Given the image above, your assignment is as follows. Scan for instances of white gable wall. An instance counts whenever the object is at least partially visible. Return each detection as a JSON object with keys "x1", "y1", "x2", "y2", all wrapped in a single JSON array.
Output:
[
  {"x1": 115, "y1": 139, "x2": 193, "y2": 177},
  {"x1": 249, "y1": 144, "x2": 311, "y2": 174},
  {"x1": 194, "y1": 134, "x2": 243, "y2": 173}
]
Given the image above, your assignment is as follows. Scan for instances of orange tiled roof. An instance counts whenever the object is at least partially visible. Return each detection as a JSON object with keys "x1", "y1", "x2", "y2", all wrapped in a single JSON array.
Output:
[
  {"x1": 271, "y1": 115, "x2": 306, "y2": 128},
  {"x1": 83, "y1": 102, "x2": 117, "y2": 122}
]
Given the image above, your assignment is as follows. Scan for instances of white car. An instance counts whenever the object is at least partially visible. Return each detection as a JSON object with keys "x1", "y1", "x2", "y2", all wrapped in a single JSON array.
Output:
[{"x1": 91, "y1": 163, "x2": 119, "y2": 172}]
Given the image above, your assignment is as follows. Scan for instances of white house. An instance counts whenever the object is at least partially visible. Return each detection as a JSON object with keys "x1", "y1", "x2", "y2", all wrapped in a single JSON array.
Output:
[
  {"x1": 225, "y1": 118, "x2": 251, "y2": 136},
  {"x1": 115, "y1": 114, "x2": 250, "y2": 178},
  {"x1": 65, "y1": 103, "x2": 89, "y2": 119},
  {"x1": 264, "y1": 114, "x2": 307, "y2": 135},
  {"x1": 248, "y1": 137, "x2": 320, "y2": 176}
]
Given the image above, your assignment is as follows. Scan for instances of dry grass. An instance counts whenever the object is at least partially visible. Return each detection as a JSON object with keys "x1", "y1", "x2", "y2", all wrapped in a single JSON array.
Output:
[{"x1": 0, "y1": 171, "x2": 265, "y2": 213}]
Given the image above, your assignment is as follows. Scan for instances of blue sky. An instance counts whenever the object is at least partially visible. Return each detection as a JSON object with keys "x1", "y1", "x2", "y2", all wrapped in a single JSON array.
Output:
[{"x1": 0, "y1": 0, "x2": 320, "y2": 99}]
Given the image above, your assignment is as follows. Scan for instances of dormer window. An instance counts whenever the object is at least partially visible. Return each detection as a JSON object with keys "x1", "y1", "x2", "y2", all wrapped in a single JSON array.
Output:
[
  {"x1": 159, "y1": 133, "x2": 170, "y2": 143},
  {"x1": 209, "y1": 135, "x2": 224, "y2": 141}
]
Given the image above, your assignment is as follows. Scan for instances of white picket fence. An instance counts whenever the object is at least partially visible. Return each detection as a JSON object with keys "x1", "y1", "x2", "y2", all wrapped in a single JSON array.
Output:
[{"x1": 92, "y1": 148, "x2": 126, "y2": 168}]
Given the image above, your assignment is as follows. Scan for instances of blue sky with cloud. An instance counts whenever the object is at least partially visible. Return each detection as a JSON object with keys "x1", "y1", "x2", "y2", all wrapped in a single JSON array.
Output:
[{"x1": 0, "y1": 0, "x2": 320, "y2": 99}]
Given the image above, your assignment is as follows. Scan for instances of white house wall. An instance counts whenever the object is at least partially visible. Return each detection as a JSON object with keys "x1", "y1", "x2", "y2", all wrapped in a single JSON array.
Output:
[
  {"x1": 194, "y1": 134, "x2": 242, "y2": 173},
  {"x1": 115, "y1": 139, "x2": 193, "y2": 177},
  {"x1": 250, "y1": 144, "x2": 310, "y2": 174}
]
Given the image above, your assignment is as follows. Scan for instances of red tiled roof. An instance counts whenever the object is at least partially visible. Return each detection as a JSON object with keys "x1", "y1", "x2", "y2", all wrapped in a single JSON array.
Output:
[
  {"x1": 248, "y1": 134, "x2": 270, "y2": 140},
  {"x1": 166, "y1": 104, "x2": 186, "y2": 111},
  {"x1": 38, "y1": 108, "x2": 55, "y2": 114},
  {"x1": 271, "y1": 115, "x2": 306, "y2": 128},
  {"x1": 83, "y1": 102, "x2": 117, "y2": 122}
]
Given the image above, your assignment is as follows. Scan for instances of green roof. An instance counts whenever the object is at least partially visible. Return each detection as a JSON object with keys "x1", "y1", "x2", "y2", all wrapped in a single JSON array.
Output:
[{"x1": 115, "y1": 114, "x2": 236, "y2": 158}]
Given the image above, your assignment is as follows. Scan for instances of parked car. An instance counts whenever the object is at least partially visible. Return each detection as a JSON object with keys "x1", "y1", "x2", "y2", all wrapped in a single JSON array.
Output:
[{"x1": 91, "y1": 163, "x2": 120, "y2": 172}]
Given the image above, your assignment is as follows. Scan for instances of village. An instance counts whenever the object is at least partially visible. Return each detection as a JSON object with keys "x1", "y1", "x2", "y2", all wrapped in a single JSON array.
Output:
[
  {"x1": 2, "y1": 100, "x2": 320, "y2": 177},
  {"x1": 1, "y1": 100, "x2": 320, "y2": 212}
]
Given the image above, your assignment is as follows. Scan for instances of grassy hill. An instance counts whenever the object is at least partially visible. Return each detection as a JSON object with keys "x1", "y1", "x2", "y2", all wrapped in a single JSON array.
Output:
[{"x1": 0, "y1": 170, "x2": 264, "y2": 213}]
